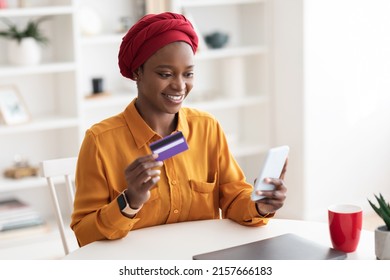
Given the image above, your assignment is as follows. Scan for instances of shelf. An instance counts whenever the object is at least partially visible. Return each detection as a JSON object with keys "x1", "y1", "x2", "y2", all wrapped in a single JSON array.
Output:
[
  {"x1": 0, "y1": 6, "x2": 74, "y2": 17},
  {"x1": 0, "y1": 116, "x2": 79, "y2": 135},
  {"x1": 84, "y1": 94, "x2": 266, "y2": 112},
  {"x1": 0, "y1": 62, "x2": 77, "y2": 77},
  {"x1": 83, "y1": 92, "x2": 136, "y2": 110},
  {"x1": 231, "y1": 143, "x2": 268, "y2": 158},
  {"x1": 0, "y1": 219, "x2": 78, "y2": 260},
  {"x1": 186, "y1": 95, "x2": 268, "y2": 111},
  {"x1": 0, "y1": 174, "x2": 76, "y2": 194},
  {"x1": 181, "y1": 0, "x2": 265, "y2": 8},
  {"x1": 196, "y1": 45, "x2": 267, "y2": 60},
  {"x1": 80, "y1": 33, "x2": 125, "y2": 46},
  {"x1": 0, "y1": 176, "x2": 46, "y2": 193}
]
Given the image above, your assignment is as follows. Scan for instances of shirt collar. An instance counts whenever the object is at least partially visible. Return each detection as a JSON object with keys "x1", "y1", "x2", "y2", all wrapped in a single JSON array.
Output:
[
  {"x1": 177, "y1": 106, "x2": 189, "y2": 139},
  {"x1": 124, "y1": 98, "x2": 190, "y2": 149}
]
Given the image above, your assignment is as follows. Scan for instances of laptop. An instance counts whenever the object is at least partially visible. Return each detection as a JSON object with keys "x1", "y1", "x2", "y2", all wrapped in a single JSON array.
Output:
[{"x1": 193, "y1": 233, "x2": 347, "y2": 260}]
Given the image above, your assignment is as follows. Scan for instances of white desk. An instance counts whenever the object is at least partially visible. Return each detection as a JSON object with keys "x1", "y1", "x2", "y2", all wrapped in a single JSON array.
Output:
[{"x1": 63, "y1": 218, "x2": 375, "y2": 260}]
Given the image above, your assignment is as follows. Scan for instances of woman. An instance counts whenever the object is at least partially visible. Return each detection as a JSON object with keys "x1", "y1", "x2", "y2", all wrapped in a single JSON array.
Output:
[{"x1": 71, "y1": 12, "x2": 287, "y2": 247}]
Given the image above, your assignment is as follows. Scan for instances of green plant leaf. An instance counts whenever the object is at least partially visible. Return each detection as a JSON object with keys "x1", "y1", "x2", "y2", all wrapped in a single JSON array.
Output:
[
  {"x1": 377, "y1": 194, "x2": 390, "y2": 217},
  {"x1": 369, "y1": 193, "x2": 390, "y2": 230},
  {"x1": 368, "y1": 198, "x2": 382, "y2": 217},
  {"x1": 0, "y1": 17, "x2": 49, "y2": 45}
]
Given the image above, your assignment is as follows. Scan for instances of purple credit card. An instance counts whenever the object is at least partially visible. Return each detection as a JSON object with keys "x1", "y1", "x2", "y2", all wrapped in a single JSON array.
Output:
[{"x1": 149, "y1": 131, "x2": 189, "y2": 161}]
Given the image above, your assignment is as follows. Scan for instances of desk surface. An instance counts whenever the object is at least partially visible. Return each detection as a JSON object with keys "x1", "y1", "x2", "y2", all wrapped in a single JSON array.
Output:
[{"x1": 63, "y1": 218, "x2": 375, "y2": 260}]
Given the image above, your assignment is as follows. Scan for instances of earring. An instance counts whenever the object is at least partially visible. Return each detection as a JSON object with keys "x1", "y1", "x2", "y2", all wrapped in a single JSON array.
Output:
[{"x1": 133, "y1": 69, "x2": 141, "y2": 81}]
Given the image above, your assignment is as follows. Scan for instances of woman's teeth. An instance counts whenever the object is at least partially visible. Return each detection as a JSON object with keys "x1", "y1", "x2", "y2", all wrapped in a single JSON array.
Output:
[{"x1": 165, "y1": 94, "x2": 183, "y2": 101}]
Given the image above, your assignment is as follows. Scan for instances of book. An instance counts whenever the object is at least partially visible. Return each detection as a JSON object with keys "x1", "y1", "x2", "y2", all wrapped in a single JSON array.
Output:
[
  {"x1": 0, "y1": 198, "x2": 46, "y2": 233},
  {"x1": 0, "y1": 223, "x2": 50, "y2": 240}
]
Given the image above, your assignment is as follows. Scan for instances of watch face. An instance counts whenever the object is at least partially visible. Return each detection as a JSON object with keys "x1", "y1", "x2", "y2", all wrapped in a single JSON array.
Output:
[{"x1": 117, "y1": 193, "x2": 127, "y2": 210}]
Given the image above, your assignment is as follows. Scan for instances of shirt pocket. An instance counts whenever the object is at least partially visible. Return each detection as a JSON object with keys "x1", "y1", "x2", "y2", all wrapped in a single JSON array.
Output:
[{"x1": 188, "y1": 172, "x2": 219, "y2": 220}]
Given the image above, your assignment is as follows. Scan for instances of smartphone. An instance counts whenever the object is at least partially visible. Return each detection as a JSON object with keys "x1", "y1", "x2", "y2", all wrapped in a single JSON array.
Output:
[{"x1": 251, "y1": 145, "x2": 289, "y2": 201}]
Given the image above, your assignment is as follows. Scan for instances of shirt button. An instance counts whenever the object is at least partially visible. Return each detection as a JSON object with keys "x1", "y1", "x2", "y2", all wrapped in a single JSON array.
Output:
[
  {"x1": 171, "y1": 180, "x2": 177, "y2": 185},
  {"x1": 173, "y1": 209, "x2": 179, "y2": 214}
]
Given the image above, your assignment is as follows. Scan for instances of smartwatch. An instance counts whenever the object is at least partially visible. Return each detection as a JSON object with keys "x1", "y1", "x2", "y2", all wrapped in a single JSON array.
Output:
[{"x1": 117, "y1": 191, "x2": 142, "y2": 216}]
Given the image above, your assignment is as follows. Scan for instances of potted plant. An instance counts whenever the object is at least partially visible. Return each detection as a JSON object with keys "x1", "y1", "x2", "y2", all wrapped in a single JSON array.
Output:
[
  {"x1": 367, "y1": 193, "x2": 390, "y2": 260},
  {"x1": 0, "y1": 17, "x2": 49, "y2": 65}
]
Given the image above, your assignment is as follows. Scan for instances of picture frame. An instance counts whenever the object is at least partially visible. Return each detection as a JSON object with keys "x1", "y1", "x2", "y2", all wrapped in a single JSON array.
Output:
[{"x1": 0, "y1": 85, "x2": 30, "y2": 125}]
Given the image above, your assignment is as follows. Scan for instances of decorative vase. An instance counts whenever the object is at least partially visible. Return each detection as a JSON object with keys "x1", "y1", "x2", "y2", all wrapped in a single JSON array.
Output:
[
  {"x1": 375, "y1": 225, "x2": 390, "y2": 260},
  {"x1": 79, "y1": 6, "x2": 102, "y2": 36},
  {"x1": 7, "y1": 37, "x2": 42, "y2": 66},
  {"x1": 204, "y1": 31, "x2": 229, "y2": 49}
]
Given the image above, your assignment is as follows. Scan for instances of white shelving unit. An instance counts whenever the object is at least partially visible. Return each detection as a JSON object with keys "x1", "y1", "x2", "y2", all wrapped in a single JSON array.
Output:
[
  {"x1": 177, "y1": 0, "x2": 272, "y2": 179},
  {"x1": 76, "y1": 0, "x2": 139, "y2": 132},
  {"x1": 0, "y1": 0, "x2": 272, "y2": 259},
  {"x1": 0, "y1": 0, "x2": 80, "y2": 259}
]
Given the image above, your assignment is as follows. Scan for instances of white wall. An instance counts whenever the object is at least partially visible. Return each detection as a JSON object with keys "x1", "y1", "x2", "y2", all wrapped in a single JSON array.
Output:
[
  {"x1": 272, "y1": 0, "x2": 305, "y2": 220},
  {"x1": 273, "y1": 0, "x2": 390, "y2": 222}
]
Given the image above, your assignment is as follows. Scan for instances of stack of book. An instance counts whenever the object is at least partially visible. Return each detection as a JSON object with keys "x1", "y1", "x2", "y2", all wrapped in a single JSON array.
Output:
[{"x1": 0, "y1": 197, "x2": 48, "y2": 239}]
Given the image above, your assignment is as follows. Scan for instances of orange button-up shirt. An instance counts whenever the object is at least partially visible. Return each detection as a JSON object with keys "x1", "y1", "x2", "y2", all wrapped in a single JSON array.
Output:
[{"x1": 71, "y1": 99, "x2": 270, "y2": 246}]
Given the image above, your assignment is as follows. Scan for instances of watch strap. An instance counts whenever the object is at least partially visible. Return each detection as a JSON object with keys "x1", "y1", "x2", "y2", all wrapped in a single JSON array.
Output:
[{"x1": 117, "y1": 191, "x2": 143, "y2": 216}]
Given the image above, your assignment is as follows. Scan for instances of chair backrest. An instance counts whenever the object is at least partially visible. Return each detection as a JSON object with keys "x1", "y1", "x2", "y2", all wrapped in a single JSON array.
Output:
[{"x1": 39, "y1": 157, "x2": 77, "y2": 255}]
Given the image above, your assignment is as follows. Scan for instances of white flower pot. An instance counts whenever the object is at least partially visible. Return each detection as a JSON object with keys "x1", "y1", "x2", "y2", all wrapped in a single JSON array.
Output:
[
  {"x1": 375, "y1": 225, "x2": 390, "y2": 260},
  {"x1": 7, "y1": 38, "x2": 42, "y2": 66}
]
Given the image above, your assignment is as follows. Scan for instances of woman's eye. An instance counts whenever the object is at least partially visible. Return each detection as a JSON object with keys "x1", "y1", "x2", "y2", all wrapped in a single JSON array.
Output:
[
  {"x1": 185, "y1": 72, "x2": 194, "y2": 78},
  {"x1": 158, "y1": 73, "x2": 172, "y2": 78}
]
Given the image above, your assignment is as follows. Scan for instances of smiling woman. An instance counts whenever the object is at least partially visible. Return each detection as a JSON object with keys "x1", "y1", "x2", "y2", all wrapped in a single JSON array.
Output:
[{"x1": 71, "y1": 12, "x2": 288, "y2": 247}]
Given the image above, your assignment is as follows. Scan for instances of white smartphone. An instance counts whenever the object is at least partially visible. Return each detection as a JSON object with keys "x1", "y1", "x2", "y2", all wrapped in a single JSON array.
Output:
[{"x1": 251, "y1": 145, "x2": 289, "y2": 201}]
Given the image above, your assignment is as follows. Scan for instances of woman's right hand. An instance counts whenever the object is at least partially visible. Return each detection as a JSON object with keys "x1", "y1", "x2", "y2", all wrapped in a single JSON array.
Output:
[{"x1": 124, "y1": 154, "x2": 163, "y2": 209}]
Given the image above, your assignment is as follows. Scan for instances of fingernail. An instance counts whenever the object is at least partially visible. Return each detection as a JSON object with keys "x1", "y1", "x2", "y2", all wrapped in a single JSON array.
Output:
[
  {"x1": 152, "y1": 176, "x2": 160, "y2": 184},
  {"x1": 264, "y1": 177, "x2": 271, "y2": 183},
  {"x1": 256, "y1": 190, "x2": 263, "y2": 195}
]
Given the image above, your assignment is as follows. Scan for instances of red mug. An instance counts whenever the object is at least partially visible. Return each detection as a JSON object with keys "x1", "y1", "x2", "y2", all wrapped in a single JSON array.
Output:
[{"x1": 328, "y1": 204, "x2": 362, "y2": 253}]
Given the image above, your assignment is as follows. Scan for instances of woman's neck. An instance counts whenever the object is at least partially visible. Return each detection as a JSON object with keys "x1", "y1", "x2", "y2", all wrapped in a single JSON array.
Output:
[
  {"x1": 135, "y1": 100, "x2": 178, "y2": 137},
  {"x1": 149, "y1": 114, "x2": 178, "y2": 137}
]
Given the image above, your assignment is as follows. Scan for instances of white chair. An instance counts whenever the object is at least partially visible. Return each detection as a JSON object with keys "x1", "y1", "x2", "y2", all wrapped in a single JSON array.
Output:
[{"x1": 39, "y1": 157, "x2": 77, "y2": 255}]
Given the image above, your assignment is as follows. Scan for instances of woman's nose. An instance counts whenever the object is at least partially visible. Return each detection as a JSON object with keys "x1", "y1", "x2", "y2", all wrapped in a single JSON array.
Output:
[{"x1": 170, "y1": 76, "x2": 186, "y2": 91}]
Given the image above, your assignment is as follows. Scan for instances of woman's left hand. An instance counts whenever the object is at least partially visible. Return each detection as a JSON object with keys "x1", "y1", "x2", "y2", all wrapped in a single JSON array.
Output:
[{"x1": 255, "y1": 159, "x2": 288, "y2": 216}]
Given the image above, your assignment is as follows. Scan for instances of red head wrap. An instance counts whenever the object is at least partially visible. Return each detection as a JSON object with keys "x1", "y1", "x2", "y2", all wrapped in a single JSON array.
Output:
[{"x1": 118, "y1": 12, "x2": 198, "y2": 80}]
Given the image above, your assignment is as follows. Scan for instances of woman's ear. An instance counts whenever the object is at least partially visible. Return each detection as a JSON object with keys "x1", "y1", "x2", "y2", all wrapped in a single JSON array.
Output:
[
  {"x1": 133, "y1": 68, "x2": 142, "y2": 81},
  {"x1": 134, "y1": 65, "x2": 145, "y2": 81}
]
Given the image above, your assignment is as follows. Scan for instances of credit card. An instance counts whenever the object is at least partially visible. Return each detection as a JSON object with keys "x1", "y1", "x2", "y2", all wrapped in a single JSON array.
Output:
[{"x1": 149, "y1": 131, "x2": 189, "y2": 161}]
